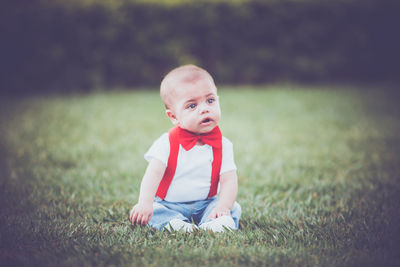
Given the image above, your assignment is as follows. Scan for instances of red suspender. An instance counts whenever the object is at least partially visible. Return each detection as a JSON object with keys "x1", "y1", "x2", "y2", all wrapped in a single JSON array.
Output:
[
  {"x1": 156, "y1": 127, "x2": 180, "y2": 199},
  {"x1": 155, "y1": 126, "x2": 222, "y2": 200},
  {"x1": 208, "y1": 146, "x2": 222, "y2": 198}
]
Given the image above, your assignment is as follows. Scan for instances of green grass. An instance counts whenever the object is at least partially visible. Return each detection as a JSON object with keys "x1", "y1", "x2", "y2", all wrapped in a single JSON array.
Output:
[{"x1": 1, "y1": 85, "x2": 400, "y2": 266}]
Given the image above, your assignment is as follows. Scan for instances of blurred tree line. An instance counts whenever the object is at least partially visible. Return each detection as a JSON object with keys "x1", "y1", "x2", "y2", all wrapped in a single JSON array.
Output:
[{"x1": 1, "y1": 0, "x2": 399, "y2": 93}]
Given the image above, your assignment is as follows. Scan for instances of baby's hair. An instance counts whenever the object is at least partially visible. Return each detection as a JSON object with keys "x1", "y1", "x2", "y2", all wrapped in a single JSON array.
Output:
[{"x1": 160, "y1": 65, "x2": 216, "y2": 109}]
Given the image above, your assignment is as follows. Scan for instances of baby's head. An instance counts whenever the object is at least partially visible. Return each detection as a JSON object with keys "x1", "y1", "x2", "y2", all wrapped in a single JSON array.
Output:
[{"x1": 160, "y1": 65, "x2": 221, "y2": 134}]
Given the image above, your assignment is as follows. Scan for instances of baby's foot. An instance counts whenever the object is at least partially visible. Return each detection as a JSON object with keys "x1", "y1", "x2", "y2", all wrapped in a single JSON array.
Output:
[
  {"x1": 165, "y1": 219, "x2": 196, "y2": 232},
  {"x1": 199, "y1": 216, "x2": 236, "y2": 232}
]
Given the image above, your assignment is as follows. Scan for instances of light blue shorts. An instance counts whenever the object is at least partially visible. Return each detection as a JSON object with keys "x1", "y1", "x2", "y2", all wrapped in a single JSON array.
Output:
[{"x1": 148, "y1": 196, "x2": 241, "y2": 230}]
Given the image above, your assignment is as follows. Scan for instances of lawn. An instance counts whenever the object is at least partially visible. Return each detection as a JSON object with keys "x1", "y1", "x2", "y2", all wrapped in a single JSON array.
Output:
[{"x1": 0, "y1": 85, "x2": 399, "y2": 266}]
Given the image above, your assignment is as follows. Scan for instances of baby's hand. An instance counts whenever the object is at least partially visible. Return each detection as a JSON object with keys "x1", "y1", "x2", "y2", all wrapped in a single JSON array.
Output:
[
  {"x1": 208, "y1": 206, "x2": 231, "y2": 219},
  {"x1": 130, "y1": 202, "x2": 153, "y2": 226}
]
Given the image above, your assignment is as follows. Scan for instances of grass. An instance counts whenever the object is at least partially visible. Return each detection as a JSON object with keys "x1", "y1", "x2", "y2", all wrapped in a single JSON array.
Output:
[{"x1": 0, "y1": 85, "x2": 399, "y2": 266}]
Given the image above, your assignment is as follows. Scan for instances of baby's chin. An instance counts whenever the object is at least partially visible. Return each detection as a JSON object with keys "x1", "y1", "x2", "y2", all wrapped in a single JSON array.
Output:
[
  {"x1": 179, "y1": 120, "x2": 219, "y2": 134},
  {"x1": 178, "y1": 126, "x2": 214, "y2": 135},
  {"x1": 196, "y1": 124, "x2": 219, "y2": 134}
]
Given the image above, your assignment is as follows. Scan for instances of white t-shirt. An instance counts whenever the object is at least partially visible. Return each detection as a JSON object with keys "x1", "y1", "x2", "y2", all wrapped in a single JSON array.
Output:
[{"x1": 144, "y1": 133, "x2": 237, "y2": 202}]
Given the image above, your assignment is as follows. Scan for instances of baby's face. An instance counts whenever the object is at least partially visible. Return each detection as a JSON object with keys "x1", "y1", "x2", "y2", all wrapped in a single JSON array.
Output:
[{"x1": 167, "y1": 78, "x2": 221, "y2": 134}]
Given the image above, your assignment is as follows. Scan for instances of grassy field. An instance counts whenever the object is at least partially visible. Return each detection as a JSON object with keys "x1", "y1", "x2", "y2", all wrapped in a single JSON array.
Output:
[{"x1": 0, "y1": 85, "x2": 399, "y2": 266}]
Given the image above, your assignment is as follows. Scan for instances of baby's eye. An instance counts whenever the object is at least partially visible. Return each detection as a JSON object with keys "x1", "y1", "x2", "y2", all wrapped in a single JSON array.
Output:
[
  {"x1": 207, "y1": 98, "x2": 215, "y2": 104},
  {"x1": 187, "y1": 103, "x2": 197, "y2": 109}
]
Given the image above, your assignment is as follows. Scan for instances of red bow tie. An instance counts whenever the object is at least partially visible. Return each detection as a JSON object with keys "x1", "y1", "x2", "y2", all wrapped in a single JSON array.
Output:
[{"x1": 178, "y1": 126, "x2": 222, "y2": 151}]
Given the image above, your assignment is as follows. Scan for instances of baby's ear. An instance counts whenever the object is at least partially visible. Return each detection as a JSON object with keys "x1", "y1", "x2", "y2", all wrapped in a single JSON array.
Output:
[{"x1": 166, "y1": 109, "x2": 178, "y2": 125}]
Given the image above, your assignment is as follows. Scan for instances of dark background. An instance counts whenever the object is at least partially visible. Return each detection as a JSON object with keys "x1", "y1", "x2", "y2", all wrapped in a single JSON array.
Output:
[{"x1": 1, "y1": 0, "x2": 399, "y2": 94}]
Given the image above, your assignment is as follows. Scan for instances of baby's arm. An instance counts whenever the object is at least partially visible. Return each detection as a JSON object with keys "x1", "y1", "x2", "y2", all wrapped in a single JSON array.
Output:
[
  {"x1": 130, "y1": 159, "x2": 166, "y2": 225},
  {"x1": 208, "y1": 170, "x2": 238, "y2": 219}
]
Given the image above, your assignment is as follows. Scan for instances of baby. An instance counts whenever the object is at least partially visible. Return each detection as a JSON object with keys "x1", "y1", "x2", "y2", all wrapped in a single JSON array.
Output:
[{"x1": 130, "y1": 65, "x2": 241, "y2": 232}]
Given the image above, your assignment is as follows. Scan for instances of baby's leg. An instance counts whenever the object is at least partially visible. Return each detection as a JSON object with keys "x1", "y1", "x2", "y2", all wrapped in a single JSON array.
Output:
[
  {"x1": 199, "y1": 198, "x2": 242, "y2": 231},
  {"x1": 148, "y1": 201, "x2": 194, "y2": 232}
]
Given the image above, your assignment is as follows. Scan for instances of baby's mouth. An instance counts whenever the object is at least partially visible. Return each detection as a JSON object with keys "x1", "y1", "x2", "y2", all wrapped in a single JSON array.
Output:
[{"x1": 201, "y1": 118, "x2": 212, "y2": 124}]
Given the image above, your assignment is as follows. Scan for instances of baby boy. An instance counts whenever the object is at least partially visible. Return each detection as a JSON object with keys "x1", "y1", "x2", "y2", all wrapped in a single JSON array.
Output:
[{"x1": 130, "y1": 65, "x2": 241, "y2": 232}]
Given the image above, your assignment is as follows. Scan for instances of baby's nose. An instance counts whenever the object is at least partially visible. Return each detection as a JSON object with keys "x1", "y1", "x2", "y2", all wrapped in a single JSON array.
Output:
[{"x1": 199, "y1": 103, "x2": 210, "y2": 113}]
